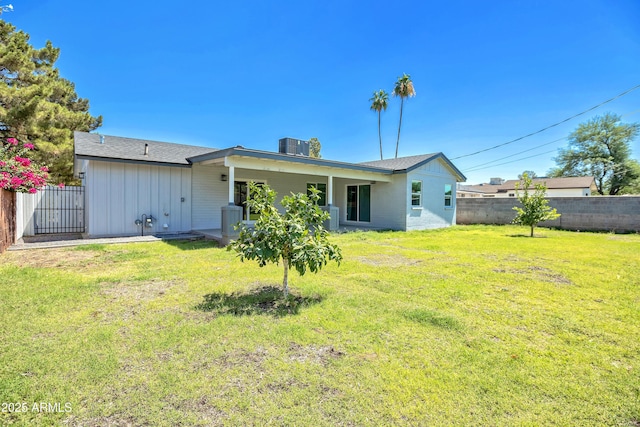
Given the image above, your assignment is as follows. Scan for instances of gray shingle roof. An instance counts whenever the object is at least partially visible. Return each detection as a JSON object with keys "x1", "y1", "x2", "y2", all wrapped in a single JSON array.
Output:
[
  {"x1": 359, "y1": 153, "x2": 439, "y2": 170},
  {"x1": 74, "y1": 131, "x2": 216, "y2": 166},
  {"x1": 360, "y1": 153, "x2": 466, "y2": 181},
  {"x1": 74, "y1": 132, "x2": 466, "y2": 181}
]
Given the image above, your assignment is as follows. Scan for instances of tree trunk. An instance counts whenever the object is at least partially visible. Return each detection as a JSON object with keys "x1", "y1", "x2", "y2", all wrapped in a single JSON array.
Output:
[
  {"x1": 530, "y1": 225, "x2": 534, "y2": 237},
  {"x1": 395, "y1": 98, "x2": 404, "y2": 159},
  {"x1": 282, "y1": 258, "x2": 289, "y2": 298},
  {"x1": 378, "y1": 111, "x2": 383, "y2": 160}
]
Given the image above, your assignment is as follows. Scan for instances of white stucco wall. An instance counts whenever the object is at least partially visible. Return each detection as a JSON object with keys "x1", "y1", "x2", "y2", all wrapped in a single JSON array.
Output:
[
  {"x1": 85, "y1": 161, "x2": 192, "y2": 237},
  {"x1": 405, "y1": 159, "x2": 459, "y2": 230}
]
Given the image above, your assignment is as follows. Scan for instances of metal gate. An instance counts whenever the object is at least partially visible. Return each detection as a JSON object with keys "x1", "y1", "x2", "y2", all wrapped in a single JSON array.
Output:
[{"x1": 34, "y1": 186, "x2": 85, "y2": 234}]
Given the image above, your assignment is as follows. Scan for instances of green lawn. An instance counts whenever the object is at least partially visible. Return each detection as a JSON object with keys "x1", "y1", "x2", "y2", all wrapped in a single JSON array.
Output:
[{"x1": 1, "y1": 225, "x2": 639, "y2": 426}]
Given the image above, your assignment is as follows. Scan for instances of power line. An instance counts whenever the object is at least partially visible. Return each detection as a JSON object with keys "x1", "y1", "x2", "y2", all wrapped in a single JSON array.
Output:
[
  {"x1": 461, "y1": 106, "x2": 640, "y2": 172},
  {"x1": 462, "y1": 137, "x2": 566, "y2": 170},
  {"x1": 463, "y1": 149, "x2": 558, "y2": 172},
  {"x1": 451, "y1": 83, "x2": 640, "y2": 160}
]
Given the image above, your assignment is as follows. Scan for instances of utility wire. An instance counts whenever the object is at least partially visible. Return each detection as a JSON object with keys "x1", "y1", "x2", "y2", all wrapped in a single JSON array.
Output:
[
  {"x1": 461, "y1": 107, "x2": 640, "y2": 171},
  {"x1": 461, "y1": 106, "x2": 640, "y2": 173},
  {"x1": 451, "y1": 83, "x2": 640, "y2": 160},
  {"x1": 462, "y1": 137, "x2": 566, "y2": 171},
  {"x1": 463, "y1": 149, "x2": 558, "y2": 172}
]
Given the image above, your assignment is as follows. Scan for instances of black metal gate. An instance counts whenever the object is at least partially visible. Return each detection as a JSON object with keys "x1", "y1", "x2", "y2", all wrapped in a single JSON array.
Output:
[{"x1": 34, "y1": 186, "x2": 85, "y2": 234}]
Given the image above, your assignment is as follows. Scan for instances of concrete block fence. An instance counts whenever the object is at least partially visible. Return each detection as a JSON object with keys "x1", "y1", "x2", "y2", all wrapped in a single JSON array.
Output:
[{"x1": 456, "y1": 196, "x2": 640, "y2": 233}]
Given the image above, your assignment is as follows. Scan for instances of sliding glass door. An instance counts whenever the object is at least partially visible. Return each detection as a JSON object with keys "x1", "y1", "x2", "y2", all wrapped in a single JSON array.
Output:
[{"x1": 346, "y1": 184, "x2": 370, "y2": 222}]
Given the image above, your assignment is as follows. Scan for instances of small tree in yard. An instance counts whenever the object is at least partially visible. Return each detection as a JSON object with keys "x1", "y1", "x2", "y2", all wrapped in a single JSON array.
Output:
[
  {"x1": 512, "y1": 173, "x2": 561, "y2": 237},
  {"x1": 229, "y1": 183, "x2": 342, "y2": 298}
]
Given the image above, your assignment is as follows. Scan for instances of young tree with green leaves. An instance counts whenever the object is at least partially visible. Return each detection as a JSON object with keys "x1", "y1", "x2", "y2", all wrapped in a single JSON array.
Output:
[
  {"x1": 392, "y1": 73, "x2": 415, "y2": 159},
  {"x1": 512, "y1": 173, "x2": 561, "y2": 237},
  {"x1": 0, "y1": 20, "x2": 102, "y2": 184},
  {"x1": 369, "y1": 89, "x2": 388, "y2": 160},
  {"x1": 549, "y1": 113, "x2": 639, "y2": 195},
  {"x1": 229, "y1": 183, "x2": 342, "y2": 297}
]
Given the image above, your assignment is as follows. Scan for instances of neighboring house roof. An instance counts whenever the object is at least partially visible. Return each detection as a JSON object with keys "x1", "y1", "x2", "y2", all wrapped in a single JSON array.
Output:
[
  {"x1": 360, "y1": 153, "x2": 466, "y2": 181},
  {"x1": 459, "y1": 176, "x2": 596, "y2": 194},
  {"x1": 74, "y1": 131, "x2": 215, "y2": 166},
  {"x1": 74, "y1": 131, "x2": 466, "y2": 181}
]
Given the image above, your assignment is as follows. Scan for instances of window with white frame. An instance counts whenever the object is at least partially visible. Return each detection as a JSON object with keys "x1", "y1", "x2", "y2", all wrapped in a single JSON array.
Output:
[
  {"x1": 307, "y1": 183, "x2": 327, "y2": 206},
  {"x1": 411, "y1": 180, "x2": 422, "y2": 207},
  {"x1": 444, "y1": 184, "x2": 453, "y2": 207}
]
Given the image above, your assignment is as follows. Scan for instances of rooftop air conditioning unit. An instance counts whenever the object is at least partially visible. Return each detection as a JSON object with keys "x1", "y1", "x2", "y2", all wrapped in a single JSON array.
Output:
[{"x1": 278, "y1": 137, "x2": 309, "y2": 156}]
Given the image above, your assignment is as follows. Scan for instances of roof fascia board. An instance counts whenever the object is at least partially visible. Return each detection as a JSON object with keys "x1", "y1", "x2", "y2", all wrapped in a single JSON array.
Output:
[
  {"x1": 189, "y1": 148, "x2": 394, "y2": 175},
  {"x1": 75, "y1": 155, "x2": 192, "y2": 168},
  {"x1": 401, "y1": 153, "x2": 467, "y2": 181},
  {"x1": 224, "y1": 155, "x2": 393, "y2": 182}
]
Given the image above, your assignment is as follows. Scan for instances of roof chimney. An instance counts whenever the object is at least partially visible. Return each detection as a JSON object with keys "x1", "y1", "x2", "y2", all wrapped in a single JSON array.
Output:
[
  {"x1": 99, "y1": 135, "x2": 105, "y2": 144},
  {"x1": 144, "y1": 143, "x2": 149, "y2": 156}
]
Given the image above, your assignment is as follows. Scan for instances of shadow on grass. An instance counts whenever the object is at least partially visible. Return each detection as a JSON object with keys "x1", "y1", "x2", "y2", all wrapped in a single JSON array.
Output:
[
  {"x1": 195, "y1": 285, "x2": 323, "y2": 317},
  {"x1": 162, "y1": 239, "x2": 220, "y2": 251},
  {"x1": 403, "y1": 308, "x2": 463, "y2": 331}
]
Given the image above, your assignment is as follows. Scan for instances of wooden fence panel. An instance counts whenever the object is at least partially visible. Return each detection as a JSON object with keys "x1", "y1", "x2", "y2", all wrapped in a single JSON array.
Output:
[{"x1": 0, "y1": 189, "x2": 16, "y2": 253}]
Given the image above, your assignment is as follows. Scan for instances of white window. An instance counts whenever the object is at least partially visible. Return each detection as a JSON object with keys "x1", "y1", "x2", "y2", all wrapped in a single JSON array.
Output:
[
  {"x1": 411, "y1": 180, "x2": 422, "y2": 207},
  {"x1": 444, "y1": 184, "x2": 453, "y2": 207}
]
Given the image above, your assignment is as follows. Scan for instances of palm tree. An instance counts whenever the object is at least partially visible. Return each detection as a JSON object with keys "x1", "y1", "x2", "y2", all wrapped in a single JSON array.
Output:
[
  {"x1": 369, "y1": 89, "x2": 389, "y2": 160},
  {"x1": 392, "y1": 73, "x2": 416, "y2": 158}
]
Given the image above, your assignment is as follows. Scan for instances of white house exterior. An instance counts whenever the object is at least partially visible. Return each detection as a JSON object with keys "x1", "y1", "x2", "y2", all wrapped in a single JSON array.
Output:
[
  {"x1": 458, "y1": 177, "x2": 597, "y2": 198},
  {"x1": 74, "y1": 132, "x2": 466, "y2": 240}
]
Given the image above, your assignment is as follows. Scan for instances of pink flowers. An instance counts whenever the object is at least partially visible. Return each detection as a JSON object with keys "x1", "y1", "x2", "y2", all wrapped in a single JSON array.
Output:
[
  {"x1": 1, "y1": 137, "x2": 50, "y2": 193},
  {"x1": 14, "y1": 156, "x2": 31, "y2": 167}
]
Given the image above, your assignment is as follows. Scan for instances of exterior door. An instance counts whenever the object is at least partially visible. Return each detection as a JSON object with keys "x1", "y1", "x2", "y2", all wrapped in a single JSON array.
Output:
[{"x1": 346, "y1": 184, "x2": 370, "y2": 222}]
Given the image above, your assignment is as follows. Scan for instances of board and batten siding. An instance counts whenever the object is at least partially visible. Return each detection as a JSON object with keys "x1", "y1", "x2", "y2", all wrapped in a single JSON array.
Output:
[
  {"x1": 406, "y1": 158, "x2": 458, "y2": 230},
  {"x1": 85, "y1": 161, "x2": 192, "y2": 237}
]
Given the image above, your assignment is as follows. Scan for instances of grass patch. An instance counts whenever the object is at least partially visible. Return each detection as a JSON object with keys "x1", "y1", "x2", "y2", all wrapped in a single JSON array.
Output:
[{"x1": 0, "y1": 225, "x2": 639, "y2": 426}]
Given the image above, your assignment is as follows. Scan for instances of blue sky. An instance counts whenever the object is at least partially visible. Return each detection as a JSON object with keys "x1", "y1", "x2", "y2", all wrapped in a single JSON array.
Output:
[{"x1": 5, "y1": 0, "x2": 640, "y2": 183}]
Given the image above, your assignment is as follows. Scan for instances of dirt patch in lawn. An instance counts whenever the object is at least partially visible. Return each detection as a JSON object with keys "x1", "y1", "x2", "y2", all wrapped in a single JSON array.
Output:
[
  {"x1": 100, "y1": 279, "x2": 181, "y2": 302},
  {"x1": 355, "y1": 253, "x2": 422, "y2": 267},
  {"x1": 0, "y1": 248, "x2": 102, "y2": 269},
  {"x1": 217, "y1": 346, "x2": 271, "y2": 369},
  {"x1": 493, "y1": 266, "x2": 572, "y2": 285},
  {"x1": 288, "y1": 342, "x2": 345, "y2": 366},
  {"x1": 65, "y1": 415, "x2": 138, "y2": 427}
]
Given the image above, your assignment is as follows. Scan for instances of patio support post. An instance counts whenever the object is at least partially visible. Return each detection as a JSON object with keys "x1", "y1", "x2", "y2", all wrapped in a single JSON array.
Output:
[
  {"x1": 322, "y1": 175, "x2": 339, "y2": 231},
  {"x1": 228, "y1": 166, "x2": 235, "y2": 205}
]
